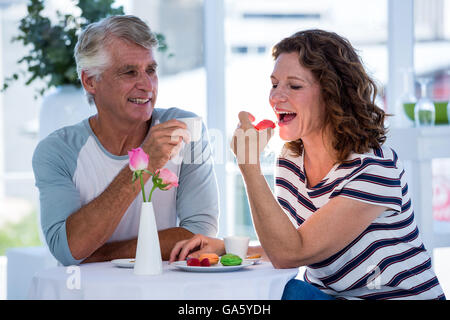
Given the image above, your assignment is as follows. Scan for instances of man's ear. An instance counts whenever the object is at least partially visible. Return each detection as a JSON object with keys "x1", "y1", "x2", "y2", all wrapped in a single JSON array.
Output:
[{"x1": 81, "y1": 71, "x2": 96, "y2": 96}]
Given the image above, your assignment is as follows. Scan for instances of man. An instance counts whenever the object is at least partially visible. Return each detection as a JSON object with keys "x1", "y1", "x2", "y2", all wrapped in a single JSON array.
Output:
[{"x1": 32, "y1": 15, "x2": 219, "y2": 266}]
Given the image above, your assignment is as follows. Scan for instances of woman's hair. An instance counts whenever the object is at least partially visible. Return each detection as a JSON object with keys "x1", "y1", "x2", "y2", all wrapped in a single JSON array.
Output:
[
  {"x1": 272, "y1": 29, "x2": 387, "y2": 162},
  {"x1": 74, "y1": 15, "x2": 158, "y2": 104}
]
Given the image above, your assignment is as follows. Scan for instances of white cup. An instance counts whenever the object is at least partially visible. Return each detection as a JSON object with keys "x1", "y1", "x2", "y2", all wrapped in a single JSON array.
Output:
[
  {"x1": 178, "y1": 116, "x2": 202, "y2": 142},
  {"x1": 224, "y1": 236, "x2": 250, "y2": 259}
]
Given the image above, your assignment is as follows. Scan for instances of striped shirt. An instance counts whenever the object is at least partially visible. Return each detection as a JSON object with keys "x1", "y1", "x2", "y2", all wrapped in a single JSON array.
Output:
[{"x1": 275, "y1": 145, "x2": 446, "y2": 300}]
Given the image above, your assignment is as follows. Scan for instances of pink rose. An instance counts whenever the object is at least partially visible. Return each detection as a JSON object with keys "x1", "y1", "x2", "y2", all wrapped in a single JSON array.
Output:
[
  {"x1": 128, "y1": 147, "x2": 149, "y2": 171},
  {"x1": 155, "y1": 168, "x2": 179, "y2": 190},
  {"x1": 128, "y1": 148, "x2": 179, "y2": 202}
]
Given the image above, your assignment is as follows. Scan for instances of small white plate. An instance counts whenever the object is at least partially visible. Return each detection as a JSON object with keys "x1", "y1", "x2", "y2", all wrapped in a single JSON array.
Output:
[
  {"x1": 245, "y1": 257, "x2": 262, "y2": 265},
  {"x1": 171, "y1": 260, "x2": 253, "y2": 272},
  {"x1": 111, "y1": 258, "x2": 135, "y2": 268}
]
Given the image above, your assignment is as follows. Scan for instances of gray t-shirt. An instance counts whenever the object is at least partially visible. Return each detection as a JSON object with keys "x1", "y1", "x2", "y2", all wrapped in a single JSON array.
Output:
[{"x1": 32, "y1": 107, "x2": 219, "y2": 266}]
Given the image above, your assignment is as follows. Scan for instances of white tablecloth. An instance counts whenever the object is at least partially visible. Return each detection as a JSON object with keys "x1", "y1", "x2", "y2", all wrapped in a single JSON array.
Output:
[{"x1": 28, "y1": 261, "x2": 299, "y2": 300}]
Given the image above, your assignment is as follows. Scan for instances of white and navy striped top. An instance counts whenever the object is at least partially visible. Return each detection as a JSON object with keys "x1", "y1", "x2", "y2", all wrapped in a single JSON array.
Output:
[{"x1": 275, "y1": 145, "x2": 445, "y2": 300}]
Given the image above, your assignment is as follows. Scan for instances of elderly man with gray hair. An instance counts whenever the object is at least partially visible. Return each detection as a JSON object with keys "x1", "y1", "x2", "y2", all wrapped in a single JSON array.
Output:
[{"x1": 32, "y1": 15, "x2": 219, "y2": 266}]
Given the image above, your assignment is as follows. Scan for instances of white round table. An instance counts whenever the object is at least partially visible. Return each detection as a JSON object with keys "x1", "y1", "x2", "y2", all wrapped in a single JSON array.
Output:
[{"x1": 28, "y1": 261, "x2": 300, "y2": 300}]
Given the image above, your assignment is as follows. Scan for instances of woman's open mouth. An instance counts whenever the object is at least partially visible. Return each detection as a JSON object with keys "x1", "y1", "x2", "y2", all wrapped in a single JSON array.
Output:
[{"x1": 277, "y1": 111, "x2": 297, "y2": 126}]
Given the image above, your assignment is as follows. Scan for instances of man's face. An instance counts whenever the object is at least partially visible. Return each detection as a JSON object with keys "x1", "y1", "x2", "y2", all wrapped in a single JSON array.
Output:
[{"x1": 88, "y1": 37, "x2": 158, "y2": 125}]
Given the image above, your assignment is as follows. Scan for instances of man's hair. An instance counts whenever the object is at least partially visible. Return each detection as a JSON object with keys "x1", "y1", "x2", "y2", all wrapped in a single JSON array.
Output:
[
  {"x1": 74, "y1": 15, "x2": 158, "y2": 104},
  {"x1": 273, "y1": 29, "x2": 387, "y2": 162}
]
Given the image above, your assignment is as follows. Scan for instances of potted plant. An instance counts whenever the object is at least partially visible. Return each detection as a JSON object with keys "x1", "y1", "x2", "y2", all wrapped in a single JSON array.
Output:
[{"x1": 2, "y1": 0, "x2": 168, "y2": 140}]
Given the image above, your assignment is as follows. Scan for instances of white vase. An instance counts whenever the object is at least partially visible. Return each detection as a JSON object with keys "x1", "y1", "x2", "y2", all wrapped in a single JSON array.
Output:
[
  {"x1": 38, "y1": 85, "x2": 96, "y2": 141},
  {"x1": 134, "y1": 202, "x2": 163, "y2": 275}
]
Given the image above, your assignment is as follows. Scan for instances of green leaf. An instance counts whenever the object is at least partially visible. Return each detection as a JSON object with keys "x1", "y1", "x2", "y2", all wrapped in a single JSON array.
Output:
[
  {"x1": 158, "y1": 183, "x2": 169, "y2": 190},
  {"x1": 131, "y1": 171, "x2": 138, "y2": 183},
  {"x1": 152, "y1": 171, "x2": 160, "y2": 184}
]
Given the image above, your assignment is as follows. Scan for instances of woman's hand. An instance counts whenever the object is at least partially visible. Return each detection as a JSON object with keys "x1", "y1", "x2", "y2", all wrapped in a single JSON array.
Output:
[
  {"x1": 230, "y1": 111, "x2": 274, "y2": 168},
  {"x1": 169, "y1": 234, "x2": 225, "y2": 263}
]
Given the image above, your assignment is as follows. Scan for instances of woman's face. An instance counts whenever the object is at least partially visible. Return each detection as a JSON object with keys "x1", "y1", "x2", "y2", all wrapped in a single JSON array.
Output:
[{"x1": 269, "y1": 52, "x2": 326, "y2": 142}]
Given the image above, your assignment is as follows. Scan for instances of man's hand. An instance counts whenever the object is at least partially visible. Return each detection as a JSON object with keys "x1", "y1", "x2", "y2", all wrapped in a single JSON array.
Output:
[{"x1": 142, "y1": 119, "x2": 190, "y2": 171}]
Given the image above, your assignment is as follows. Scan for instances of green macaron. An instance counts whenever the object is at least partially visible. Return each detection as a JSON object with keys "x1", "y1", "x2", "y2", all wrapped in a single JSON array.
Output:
[{"x1": 220, "y1": 253, "x2": 242, "y2": 266}]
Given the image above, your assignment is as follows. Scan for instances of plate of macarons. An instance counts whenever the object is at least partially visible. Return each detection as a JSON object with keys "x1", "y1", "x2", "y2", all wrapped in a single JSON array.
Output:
[
  {"x1": 171, "y1": 253, "x2": 253, "y2": 272},
  {"x1": 244, "y1": 254, "x2": 262, "y2": 265}
]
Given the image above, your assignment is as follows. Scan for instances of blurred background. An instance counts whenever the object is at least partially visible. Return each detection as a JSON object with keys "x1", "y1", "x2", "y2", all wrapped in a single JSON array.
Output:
[{"x1": 1, "y1": 0, "x2": 450, "y2": 299}]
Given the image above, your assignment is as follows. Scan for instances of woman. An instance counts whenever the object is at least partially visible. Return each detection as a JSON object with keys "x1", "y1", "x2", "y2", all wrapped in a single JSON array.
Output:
[{"x1": 169, "y1": 29, "x2": 446, "y2": 300}]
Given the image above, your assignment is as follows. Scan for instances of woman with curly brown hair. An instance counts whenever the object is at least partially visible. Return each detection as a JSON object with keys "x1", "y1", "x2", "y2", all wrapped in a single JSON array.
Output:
[{"x1": 170, "y1": 30, "x2": 446, "y2": 300}]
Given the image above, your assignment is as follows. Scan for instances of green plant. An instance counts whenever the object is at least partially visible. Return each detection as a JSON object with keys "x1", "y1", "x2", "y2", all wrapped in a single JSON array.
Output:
[
  {"x1": 0, "y1": 210, "x2": 42, "y2": 256},
  {"x1": 2, "y1": 0, "x2": 168, "y2": 97}
]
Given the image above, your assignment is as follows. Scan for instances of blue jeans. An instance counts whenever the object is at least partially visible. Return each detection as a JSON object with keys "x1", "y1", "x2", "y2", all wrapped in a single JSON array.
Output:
[{"x1": 282, "y1": 279, "x2": 335, "y2": 300}]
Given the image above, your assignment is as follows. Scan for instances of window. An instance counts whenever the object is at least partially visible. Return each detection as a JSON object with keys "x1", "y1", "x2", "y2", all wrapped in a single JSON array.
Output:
[
  {"x1": 414, "y1": 0, "x2": 450, "y2": 101},
  {"x1": 414, "y1": 0, "x2": 450, "y2": 231},
  {"x1": 0, "y1": 2, "x2": 43, "y2": 258},
  {"x1": 224, "y1": 0, "x2": 388, "y2": 239}
]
